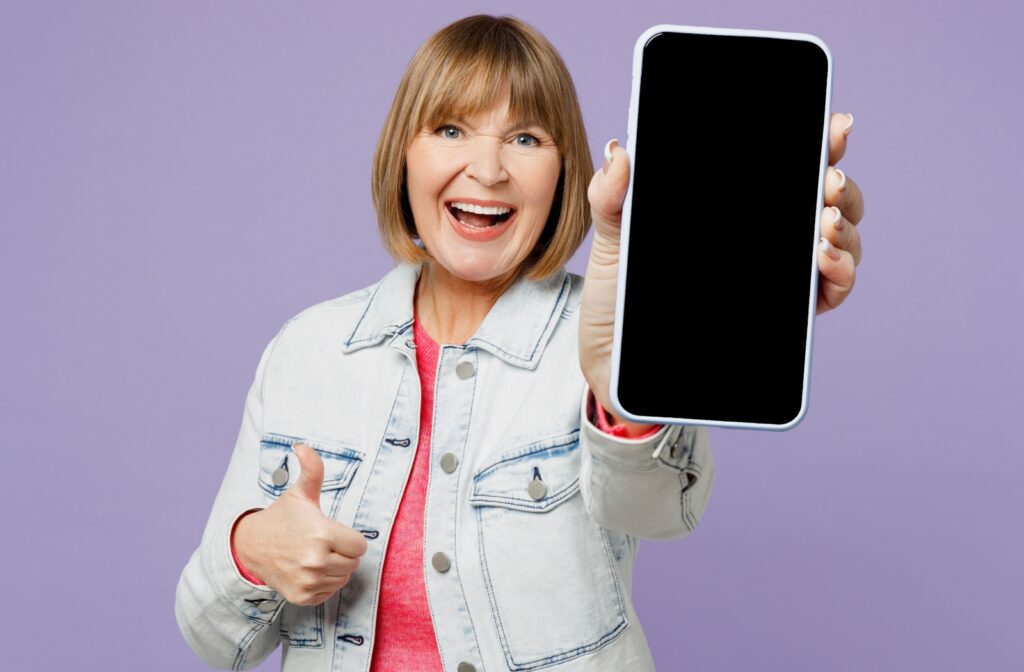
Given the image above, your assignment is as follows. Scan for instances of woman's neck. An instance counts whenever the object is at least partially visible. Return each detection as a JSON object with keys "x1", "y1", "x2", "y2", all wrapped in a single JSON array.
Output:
[{"x1": 413, "y1": 261, "x2": 520, "y2": 346}]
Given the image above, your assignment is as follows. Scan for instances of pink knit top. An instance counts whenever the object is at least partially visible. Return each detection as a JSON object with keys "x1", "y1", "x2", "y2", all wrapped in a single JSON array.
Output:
[{"x1": 230, "y1": 316, "x2": 661, "y2": 667}]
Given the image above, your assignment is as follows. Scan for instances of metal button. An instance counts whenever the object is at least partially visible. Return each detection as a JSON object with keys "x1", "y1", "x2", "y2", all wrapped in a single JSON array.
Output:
[
  {"x1": 528, "y1": 478, "x2": 547, "y2": 500},
  {"x1": 257, "y1": 600, "x2": 277, "y2": 613},
  {"x1": 271, "y1": 467, "x2": 289, "y2": 487},
  {"x1": 440, "y1": 452, "x2": 458, "y2": 473},
  {"x1": 431, "y1": 552, "x2": 451, "y2": 573},
  {"x1": 455, "y1": 361, "x2": 475, "y2": 379},
  {"x1": 405, "y1": 337, "x2": 415, "y2": 349},
  {"x1": 457, "y1": 663, "x2": 476, "y2": 672}
]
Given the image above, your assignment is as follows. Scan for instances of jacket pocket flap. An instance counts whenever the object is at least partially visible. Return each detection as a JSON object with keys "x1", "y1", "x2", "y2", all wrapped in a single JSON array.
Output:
[
  {"x1": 469, "y1": 430, "x2": 580, "y2": 513},
  {"x1": 258, "y1": 432, "x2": 363, "y2": 497}
]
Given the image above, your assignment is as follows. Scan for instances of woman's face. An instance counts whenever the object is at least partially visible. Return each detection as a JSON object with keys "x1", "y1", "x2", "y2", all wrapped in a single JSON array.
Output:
[{"x1": 405, "y1": 93, "x2": 562, "y2": 285}]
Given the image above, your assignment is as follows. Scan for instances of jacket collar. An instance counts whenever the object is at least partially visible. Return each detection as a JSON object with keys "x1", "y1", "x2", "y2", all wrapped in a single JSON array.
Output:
[{"x1": 342, "y1": 260, "x2": 571, "y2": 370}]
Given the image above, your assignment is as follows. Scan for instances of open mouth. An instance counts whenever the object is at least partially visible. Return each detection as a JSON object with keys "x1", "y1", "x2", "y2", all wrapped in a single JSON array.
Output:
[{"x1": 445, "y1": 202, "x2": 516, "y2": 228}]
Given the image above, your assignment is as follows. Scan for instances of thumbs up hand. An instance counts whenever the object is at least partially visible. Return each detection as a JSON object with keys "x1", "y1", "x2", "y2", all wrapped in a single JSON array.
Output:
[{"x1": 232, "y1": 442, "x2": 369, "y2": 606}]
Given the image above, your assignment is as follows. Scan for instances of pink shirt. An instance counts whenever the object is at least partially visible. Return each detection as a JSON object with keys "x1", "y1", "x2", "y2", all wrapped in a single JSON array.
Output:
[{"x1": 230, "y1": 316, "x2": 662, "y2": 666}]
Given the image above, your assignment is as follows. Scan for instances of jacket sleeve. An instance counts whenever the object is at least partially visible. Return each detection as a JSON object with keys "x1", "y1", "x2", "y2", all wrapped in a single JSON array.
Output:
[
  {"x1": 578, "y1": 381, "x2": 716, "y2": 541},
  {"x1": 174, "y1": 329, "x2": 287, "y2": 670}
]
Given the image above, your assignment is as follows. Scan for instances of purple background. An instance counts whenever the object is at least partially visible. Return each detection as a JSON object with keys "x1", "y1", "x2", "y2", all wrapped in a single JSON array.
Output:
[{"x1": 2, "y1": 1, "x2": 1020, "y2": 670}]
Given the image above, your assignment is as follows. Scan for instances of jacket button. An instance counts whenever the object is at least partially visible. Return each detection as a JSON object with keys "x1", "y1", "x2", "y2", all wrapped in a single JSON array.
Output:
[
  {"x1": 405, "y1": 337, "x2": 415, "y2": 349},
  {"x1": 455, "y1": 361, "x2": 475, "y2": 379},
  {"x1": 271, "y1": 468, "x2": 289, "y2": 487},
  {"x1": 257, "y1": 600, "x2": 277, "y2": 613},
  {"x1": 440, "y1": 453, "x2": 458, "y2": 473},
  {"x1": 528, "y1": 478, "x2": 547, "y2": 500},
  {"x1": 457, "y1": 663, "x2": 476, "y2": 672},
  {"x1": 431, "y1": 552, "x2": 451, "y2": 573}
]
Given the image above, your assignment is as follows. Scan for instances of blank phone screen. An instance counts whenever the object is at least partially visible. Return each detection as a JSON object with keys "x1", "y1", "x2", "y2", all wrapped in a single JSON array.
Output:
[{"x1": 616, "y1": 30, "x2": 830, "y2": 427}]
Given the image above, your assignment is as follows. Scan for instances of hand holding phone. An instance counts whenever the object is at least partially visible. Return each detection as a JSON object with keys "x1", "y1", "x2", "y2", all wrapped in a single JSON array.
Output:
[{"x1": 609, "y1": 24, "x2": 834, "y2": 430}]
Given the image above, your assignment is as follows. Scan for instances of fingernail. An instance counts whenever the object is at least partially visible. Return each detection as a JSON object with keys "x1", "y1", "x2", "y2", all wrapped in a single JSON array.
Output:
[
  {"x1": 834, "y1": 167, "x2": 847, "y2": 191},
  {"x1": 842, "y1": 112, "x2": 854, "y2": 136},
  {"x1": 830, "y1": 206, "x2": 843, "y2": 231},
  {"x1": 602, "y1": 138, "x2": 619, "y2": 174},
  {"x1": 820, "y1": 237, "x2": 841, "y2": 261}
]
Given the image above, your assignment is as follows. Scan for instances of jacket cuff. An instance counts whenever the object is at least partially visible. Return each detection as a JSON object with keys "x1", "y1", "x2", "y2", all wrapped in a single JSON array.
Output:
[
  {"x1": 580, "y1": 382, "x2": 695, "y2": 473},
  {"x1": 588, "y1": 388, "x2": 664, "y2": 439},
  {"x1": 202, "y1": 506, "x2": 282, "y2": 624}
]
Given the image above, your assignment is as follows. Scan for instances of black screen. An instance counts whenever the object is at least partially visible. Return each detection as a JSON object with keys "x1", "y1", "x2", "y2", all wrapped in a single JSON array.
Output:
[{"x1": 617, "y1": 30, "x2": 830, "y2": 427}]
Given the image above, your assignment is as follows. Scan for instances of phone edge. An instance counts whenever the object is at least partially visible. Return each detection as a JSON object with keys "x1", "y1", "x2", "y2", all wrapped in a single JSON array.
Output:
[{"x1": 608, "y1": 23, "x2": 834, "y2": 432}]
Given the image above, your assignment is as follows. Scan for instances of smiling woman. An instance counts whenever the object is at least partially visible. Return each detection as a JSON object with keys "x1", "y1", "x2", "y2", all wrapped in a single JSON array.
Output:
[{"x1": 175, "y1": 13, "x2": 720, "y2": 672}]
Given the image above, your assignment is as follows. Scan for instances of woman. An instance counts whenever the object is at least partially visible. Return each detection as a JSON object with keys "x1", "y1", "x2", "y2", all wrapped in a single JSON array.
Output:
[{"x1": 175, "y1": 14, "x2": 864, "y2": 672}]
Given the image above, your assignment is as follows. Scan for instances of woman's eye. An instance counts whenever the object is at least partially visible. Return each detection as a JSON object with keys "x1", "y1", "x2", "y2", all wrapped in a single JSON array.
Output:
[
  {"x1": 436, "y1": 124, "x2": 462, "y2": 139},
  {"x1": 515, "y1": 133, "x2": 541, "y2": 147}
]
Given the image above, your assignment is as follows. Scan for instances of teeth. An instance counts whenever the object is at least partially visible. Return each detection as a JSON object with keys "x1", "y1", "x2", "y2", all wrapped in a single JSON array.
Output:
[{"x1": 449, "y1": 202, "x2": 512, "y2": 215}]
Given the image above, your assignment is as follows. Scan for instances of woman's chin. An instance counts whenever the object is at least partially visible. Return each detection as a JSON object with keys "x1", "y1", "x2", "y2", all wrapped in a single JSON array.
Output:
[{"x1": 431, "y1": 255, "x2": 516, "y2": 285}]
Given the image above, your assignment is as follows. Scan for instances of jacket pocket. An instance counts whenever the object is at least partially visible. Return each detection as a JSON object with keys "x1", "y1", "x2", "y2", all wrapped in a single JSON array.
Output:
[
  {"x1": 469, "y1": 429, "x2": 629, "y2": 671},
  {"x1": 279, "y1": 601, "x2": 326, "y2": 649},
  {"x1": 257, "y1": 432, "x2": 363, "y2": 650},
  {"x1": 257, "y1": 432, "x2": 363, "y2": 520}
]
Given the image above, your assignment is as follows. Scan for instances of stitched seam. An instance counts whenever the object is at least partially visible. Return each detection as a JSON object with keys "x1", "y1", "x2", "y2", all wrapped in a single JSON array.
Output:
[
  {"x1": 355, "y1": 363, "x2": 410, "y2": 667},
  {"x1": 452, "y1": 348, "x2": 487, "y2": 663},
  {"x1": 475, "y1": 493, "x2": 630, "y2": 670},
  {"x1": 280, "y1": 602, "x2": 325, "y2": 648},
  {"x1": 469, "y1": 480, "x2": 580, "y2": 511},
  {"x1": 330, "y1": 347, "x2": 418, "y2": 671},
  {"x1": 472, "y1": 432, "x2": 580, "y2": 479},
  {"x1": 344, "y1": 278, "x2": 385, "y2": 347},
  {"x1": 232, "y1": 622, "x2": 266, "y2": 671},
  {"x1": 466, "y1": 272, "x2": 569, "y2": 365}
]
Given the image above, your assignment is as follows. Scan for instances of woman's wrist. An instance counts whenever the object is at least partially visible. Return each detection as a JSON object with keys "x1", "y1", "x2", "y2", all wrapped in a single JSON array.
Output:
[
  {"x1": 587, "y1": 388, "x2": 663, "y2": 438},
  {"x1": 231, "y1": 509, "x2": 267, "y2": 586}
]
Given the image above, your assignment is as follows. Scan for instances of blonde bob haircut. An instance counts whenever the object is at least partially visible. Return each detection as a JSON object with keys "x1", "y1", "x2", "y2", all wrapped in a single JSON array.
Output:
[{"x1": 372, "y1": 14, "x2": 593, "y2": 282}]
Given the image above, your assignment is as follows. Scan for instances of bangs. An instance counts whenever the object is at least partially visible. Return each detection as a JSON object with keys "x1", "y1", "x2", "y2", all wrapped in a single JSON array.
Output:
[{"x1": 412, "y1": 41, "x2": 562, "y2": 147}]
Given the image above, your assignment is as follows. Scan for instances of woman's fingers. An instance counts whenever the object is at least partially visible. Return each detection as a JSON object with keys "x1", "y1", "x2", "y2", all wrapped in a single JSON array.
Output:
[
  {"x1": 817, "y1": 111, "x2": 863, "y2": 315},
  {"x1": 816, "y1": 240, "x2": 857, "y2": 314},
  {"x1": 305, "y1": 590, "x2": 338, "y2": 606},
  {"x1": 825, "y1": 166, "x2": 864, "y2": 225},
  {"x1": 827, "y1": 111, "x2": 854, "y2": 165},
  {"x1": 821, "y1": 206, "x2": 863, "y2": 266},
  {"x1": 325, "y1": 519, "x2": 370, "y2": 559},
  {"x1": 322, "y1": 551, "x2": 360, "y2": 578}
]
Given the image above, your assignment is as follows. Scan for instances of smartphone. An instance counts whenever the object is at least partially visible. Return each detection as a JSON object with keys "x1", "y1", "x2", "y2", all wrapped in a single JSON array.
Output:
[{"x1": 609, "y1": 24, "x2": 833, "y2": 431}]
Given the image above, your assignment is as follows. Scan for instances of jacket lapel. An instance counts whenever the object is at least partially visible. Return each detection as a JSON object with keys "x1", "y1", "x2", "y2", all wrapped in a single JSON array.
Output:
[{"x1": 341, "y1": 260, "x2": 571, "y2": 370}]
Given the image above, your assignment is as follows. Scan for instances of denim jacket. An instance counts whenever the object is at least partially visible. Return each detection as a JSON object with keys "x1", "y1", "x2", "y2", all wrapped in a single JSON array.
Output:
[{"x1": 175, "y1": 260, "x2": 715, "y2": 672}]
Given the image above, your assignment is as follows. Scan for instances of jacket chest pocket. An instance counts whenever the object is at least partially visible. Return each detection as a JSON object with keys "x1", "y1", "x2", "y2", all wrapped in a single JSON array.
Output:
[
  {"x1": 257, "y1": 432, "x2": 363, "y2": 520},
  {"x1": 469, "y1": 430, "x2": 629, "y2": 671},
  {"x1": 257, "y1": 432, "x2": 363, "y2": 649}
]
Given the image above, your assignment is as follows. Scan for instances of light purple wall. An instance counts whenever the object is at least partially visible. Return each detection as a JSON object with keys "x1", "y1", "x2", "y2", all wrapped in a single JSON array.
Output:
[{"x1": 2, "y1": 1, "x2": 1019, "y2": 669}]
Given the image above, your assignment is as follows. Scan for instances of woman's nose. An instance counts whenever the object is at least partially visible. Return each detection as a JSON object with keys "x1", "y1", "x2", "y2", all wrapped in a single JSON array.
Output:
[{"x1": 463, "y1": 139, "x2": 509, "y2": 186}]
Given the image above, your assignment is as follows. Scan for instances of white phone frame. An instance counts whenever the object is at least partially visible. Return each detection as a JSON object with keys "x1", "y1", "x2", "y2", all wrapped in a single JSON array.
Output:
[{"x1": 608, "y1": 23, "x2": 833, "y2": 431}]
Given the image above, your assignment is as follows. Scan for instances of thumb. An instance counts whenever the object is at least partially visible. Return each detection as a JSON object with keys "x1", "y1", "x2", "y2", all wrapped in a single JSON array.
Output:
[
  {"x1": 290, "y1": 442, "x2": 324, "y2": 504},
  {"x1": 587, "y1": 138, "x2": 630, "y2": 242}
]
